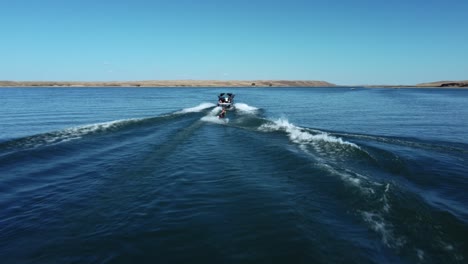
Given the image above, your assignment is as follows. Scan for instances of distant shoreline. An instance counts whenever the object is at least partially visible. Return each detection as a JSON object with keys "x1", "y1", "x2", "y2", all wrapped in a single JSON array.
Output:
[
  {"x1": 0, "y1": 80, "x2": 334, "y2": 88},
  {"x1": 0, "y1": 80, "x2": 467, "y2": 88}
]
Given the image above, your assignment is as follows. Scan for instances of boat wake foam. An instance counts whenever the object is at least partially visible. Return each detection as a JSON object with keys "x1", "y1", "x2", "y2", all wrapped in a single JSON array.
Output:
[
  {"x1": 234, "y1": 103, "x2": 258, "y2": 114},
  {"x1": 258, "y1": 118, "x2": 359, "y2": 149},
  {"x1": 200, "y1": 106, "x2": 229, "y2": 124},
  {"x1": 201, "y1": 116, "x2": 229, "y2": 124},
  {"x1": 0, "y1": 118, "x2": 145, "y2": 155},
  {"x1": 256, "y1": 118, "x2": 412, "y2": 250},
  {"x1": 177, "y1": 102, "x2": 216, "y2": 114},
  {"x1": 1, "y1": 103, "x2": 215, "y2": 155}
]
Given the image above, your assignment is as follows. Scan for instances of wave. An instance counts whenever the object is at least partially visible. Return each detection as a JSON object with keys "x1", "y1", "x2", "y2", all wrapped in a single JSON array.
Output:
[
  {"x1": 234, "y1": 103, "x2": 258, "y2": 114},
  {"x1": 0, "y1": 103, "x2": 216, "y2": 156},
  {"x1": 333, "y1": 131, "x2": 468, "y2": 154},
  {"x1": 361, "y1": 210, "x2": 406, "y2": 248},
  {"x1": 0, "y1": 118, "x2": 144, "y2": 154},
  {"x1": 176, "y1": 102, "x2": 216, "y2": 114},
  {"x1": 258, "y1": 118, "x2": 359, "y2": 149},
  {"x1": 252, "y1": 118, "x2": 384, "y2": 197},
  {"x1": 201, "y1": 115, "x2": 229, "y2": 124},
  {"x1": 253, "y1": 118, "x2": 423, "y2": 252}
]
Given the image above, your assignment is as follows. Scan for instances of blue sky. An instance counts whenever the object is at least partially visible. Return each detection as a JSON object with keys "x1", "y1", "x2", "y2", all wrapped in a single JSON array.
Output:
[{"x1": 1, "y1": 0, "x2": 467, "y2": 85}]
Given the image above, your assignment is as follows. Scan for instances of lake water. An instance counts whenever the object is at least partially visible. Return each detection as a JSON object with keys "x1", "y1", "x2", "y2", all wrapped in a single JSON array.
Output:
[{"x1": 1, "y1": 87, "x2": 467, "y2": 263}]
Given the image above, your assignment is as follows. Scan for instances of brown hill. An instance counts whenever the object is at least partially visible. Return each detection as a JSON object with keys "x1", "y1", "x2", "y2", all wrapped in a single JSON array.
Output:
[
  {"x1": 0, "y1": 80, "x2": 335, "y2": 87},
  {"x1": 416, "y1": 80, "x2": 468, "y2": 87}
]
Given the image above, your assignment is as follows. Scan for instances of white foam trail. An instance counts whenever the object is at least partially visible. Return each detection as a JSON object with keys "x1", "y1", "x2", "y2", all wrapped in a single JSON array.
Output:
[
  {"x1": 382, "y1": 183, "x2": 391, "y2": 212},
  {"x1": 210, "y1": 106, "x2": 223, "y2": 115},
  {"x1": 416, "y1": 249, "x2": 425, "y2": 261},
  {"x1": 178, "y1": 103, "x2": 215, "y2": 114},
  {"x1": 234, "y1": 103, "x2": 258, "y2": 114},
  {"x1": 201, "y1": 116, "x2": 229, "y2": 124},
  {"x1": 258, "y1": 118, "x2": 378, "y2": 197},
  {"x1": 258, "y1": 119, "x2": 408, "y2": 252},
  {"x1": 319, "y1": 163, "x2": 376, "y2": 194},
  {"x1": 258, "y1": 118, "x2": 359, "y2": 148},
  {"x1": 65, "y1": 119, "x2": 132, "y2": 134},
  {"x1": 200, "y1": 106, "x2": 229, "y2": 124},
  {"x1": 56, "y1": 118, "x2": 143, "y2": 141},
  {"x1": 361, "y1": 211, "x2": 406, "y2": 248},
  {"x1": 17, "y1": 118, "x2": 144, "y2": 149}
]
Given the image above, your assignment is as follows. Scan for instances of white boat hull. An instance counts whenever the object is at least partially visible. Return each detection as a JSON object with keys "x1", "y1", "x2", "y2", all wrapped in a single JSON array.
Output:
[{"x1": 217, "y1": 102, "x2": 235, "y2": 110}]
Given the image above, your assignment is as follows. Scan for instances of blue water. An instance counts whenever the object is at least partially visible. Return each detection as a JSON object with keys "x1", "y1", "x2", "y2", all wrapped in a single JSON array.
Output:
[{"x1": 1, "y1": 87, "x2": 467, "y2": 263}]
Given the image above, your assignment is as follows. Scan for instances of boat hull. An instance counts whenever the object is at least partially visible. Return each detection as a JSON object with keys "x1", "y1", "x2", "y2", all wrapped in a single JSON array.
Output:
[{"x1": 217, "y1": 102, "x2": 235, "y2": 110}]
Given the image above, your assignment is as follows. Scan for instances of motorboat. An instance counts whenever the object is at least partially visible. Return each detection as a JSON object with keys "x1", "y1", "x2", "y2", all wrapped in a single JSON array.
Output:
[{"x1": 217, "y1": 93, "x2": 235, "y2": 110}]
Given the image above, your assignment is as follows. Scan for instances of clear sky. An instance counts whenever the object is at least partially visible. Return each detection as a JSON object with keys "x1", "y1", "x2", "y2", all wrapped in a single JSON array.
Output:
[{"x1": 1, "y1": 0, "x2": 467, "y2": 85}]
